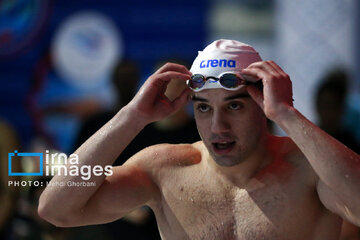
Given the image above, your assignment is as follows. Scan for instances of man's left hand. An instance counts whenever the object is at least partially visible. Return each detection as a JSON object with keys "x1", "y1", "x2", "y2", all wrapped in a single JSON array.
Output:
[{"x1": 241, "y1": 60, "x2": 294, "y2": 122}]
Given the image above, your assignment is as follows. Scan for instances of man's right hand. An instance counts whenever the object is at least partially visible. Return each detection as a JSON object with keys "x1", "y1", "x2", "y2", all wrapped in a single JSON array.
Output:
[{"x1": 126, "y1": 63, "x2": 192, "y2": 124}]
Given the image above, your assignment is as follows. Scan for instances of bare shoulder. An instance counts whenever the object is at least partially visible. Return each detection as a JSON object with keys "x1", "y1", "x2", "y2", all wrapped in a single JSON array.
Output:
[
  {"x1": 272, "y1": 136, "x2": 319, "y2": 185},
  {"x1": 127, "y1": 141, "x2": 202, "y2": 166},
  {"x1": 272, "y1": 135, "x2": 306, "y2": 162},
  {"x1": 125, "y1": 141, "x2": 203, "y2": 179}
]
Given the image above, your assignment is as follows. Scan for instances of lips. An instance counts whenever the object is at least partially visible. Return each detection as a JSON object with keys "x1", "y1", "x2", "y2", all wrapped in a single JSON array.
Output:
[{"x1": 212, "y1": 140, "x2": 236, "y2": 154}]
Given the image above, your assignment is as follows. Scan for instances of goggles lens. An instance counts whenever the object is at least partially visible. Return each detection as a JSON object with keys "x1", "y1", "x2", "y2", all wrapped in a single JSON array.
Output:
[
  {"x1": 219, "y1": 73, "x2": 241, "y2": 89},
  {"x1": 188, "y1": 73, "x2": 245, "y2": 91},
  {"x1": 189, "y1": 74, "x2": 207, "y2": 90}
]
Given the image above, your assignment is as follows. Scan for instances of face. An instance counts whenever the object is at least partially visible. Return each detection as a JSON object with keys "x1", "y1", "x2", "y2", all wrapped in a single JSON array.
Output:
[{"x1": 192, "y1": 87, "x2": 268, "y2": 167}]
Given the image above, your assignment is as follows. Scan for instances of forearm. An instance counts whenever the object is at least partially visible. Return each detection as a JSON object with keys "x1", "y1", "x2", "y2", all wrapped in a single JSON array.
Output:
[
  {"x1": 38, "y1": 106, "x2": 147, "y2": 222},
  {"x1": 276, "y1": 106, "x2": 360, "y2": 198}
]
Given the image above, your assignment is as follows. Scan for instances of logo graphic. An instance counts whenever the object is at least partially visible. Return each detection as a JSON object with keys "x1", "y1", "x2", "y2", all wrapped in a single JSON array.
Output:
[
  {"x1": 52, "y1": 11, "x2": 122, "y2": 88},
  {"x1": 200, "y1": 59, "x2": 236, "y2": 68},
  {"x1": 8, "y1": 150, "x2": 43, "y2": 176},
  {"x1": 7, "y1": 150, "x2": 113, "y2": 182}
]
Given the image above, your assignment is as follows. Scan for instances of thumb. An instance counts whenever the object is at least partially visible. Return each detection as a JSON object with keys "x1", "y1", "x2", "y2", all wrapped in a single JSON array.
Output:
[
  {"x1": 247, "y1": 86, "x2": 264, "y2": 110},
  {"x1": 171, "y1": 88, "x2": 192, "y2": 112}
]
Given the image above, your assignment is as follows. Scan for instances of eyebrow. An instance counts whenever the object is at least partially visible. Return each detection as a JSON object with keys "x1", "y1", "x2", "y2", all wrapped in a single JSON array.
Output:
[
  {"x1": 192, "y1": 92, "x2": 250, "y2": 102},
  {"x1": 224, "y1": 92, "x2": 250, "y2": 101},
  {"x1": 192, "y1": 96, "x2": 208, "y2": 102}
]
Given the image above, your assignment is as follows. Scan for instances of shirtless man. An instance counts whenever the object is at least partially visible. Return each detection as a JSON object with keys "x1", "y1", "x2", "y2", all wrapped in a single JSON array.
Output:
[{"x1": 38, "y1": 39, "x2": 360, "y2": 239}]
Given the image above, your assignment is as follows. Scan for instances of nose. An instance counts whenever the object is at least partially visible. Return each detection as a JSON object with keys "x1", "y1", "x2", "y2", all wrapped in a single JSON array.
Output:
[{"x1": 211, "y1": 110, "x2": 230, "y2": 134}]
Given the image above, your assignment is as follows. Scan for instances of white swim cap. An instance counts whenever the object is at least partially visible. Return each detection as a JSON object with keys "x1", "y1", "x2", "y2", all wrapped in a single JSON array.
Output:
[{"x1": 189, "y1": 39, "x2": 262, "y2": 91}]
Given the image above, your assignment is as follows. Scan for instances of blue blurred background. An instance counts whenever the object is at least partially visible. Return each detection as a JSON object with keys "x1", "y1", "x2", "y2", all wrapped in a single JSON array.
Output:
[{"x1": 0, "y1": 0, "x2": 207, "y2": 151}]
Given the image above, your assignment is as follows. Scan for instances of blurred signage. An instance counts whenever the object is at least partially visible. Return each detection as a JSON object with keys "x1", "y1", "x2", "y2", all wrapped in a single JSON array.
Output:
[
  {"x1": 52, "y1": 11, "x2": 122, "y2": 89},
  {"x1": 0, "y1": 0, "x2": 50, "y2": 59}
]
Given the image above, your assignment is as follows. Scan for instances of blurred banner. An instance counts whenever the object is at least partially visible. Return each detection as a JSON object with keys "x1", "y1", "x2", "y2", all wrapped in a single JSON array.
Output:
[
  {"x1": 0, "y1": 0, "x2": 51, "y2": 59},
  {"x1": 274, "y1": 0, "x2": 358, "y2": 122}
]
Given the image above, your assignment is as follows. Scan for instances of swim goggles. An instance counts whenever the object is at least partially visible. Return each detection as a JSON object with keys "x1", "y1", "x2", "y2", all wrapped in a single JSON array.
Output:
[{"x1": 187, "y1": 72, "x2": 261, "y2": 92}]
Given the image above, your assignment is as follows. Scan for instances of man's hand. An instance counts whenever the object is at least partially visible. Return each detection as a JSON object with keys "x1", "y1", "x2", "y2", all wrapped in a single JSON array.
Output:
[
  {"x1": 127, "y1": 63, "x2": 192, "y2": 124},
  {"x1": 241, "y1": 60, "x2": 293, "y2": 122}
]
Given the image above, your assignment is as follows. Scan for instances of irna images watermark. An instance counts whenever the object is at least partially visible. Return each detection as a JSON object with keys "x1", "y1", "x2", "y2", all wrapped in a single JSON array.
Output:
[{"x1": 8, "y1": 150, "x2": 113, "y2": 187}]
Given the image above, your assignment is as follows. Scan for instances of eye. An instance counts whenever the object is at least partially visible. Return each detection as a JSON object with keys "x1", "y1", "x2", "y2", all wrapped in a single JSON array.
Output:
[
  {"x1": 228, "y1": 102, "x2": 243, "y2": 110},
  {"x1": 197, "y1": 104, "x2": 211, "y2": 113}
]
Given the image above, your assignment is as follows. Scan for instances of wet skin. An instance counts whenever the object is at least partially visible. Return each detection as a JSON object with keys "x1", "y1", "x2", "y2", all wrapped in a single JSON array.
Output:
[
  {"x1": 38, "y1": 62, "x2": 359, "y2": 239},
  {"x1": 147, "y1": 140, "x2": 341, "y2": 240},
  {"x1": 145, "y1": 88, "x2": 342, "y2": 239}
]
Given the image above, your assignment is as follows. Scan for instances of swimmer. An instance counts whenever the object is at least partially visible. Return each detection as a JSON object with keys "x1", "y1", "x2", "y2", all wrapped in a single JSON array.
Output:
[{"x1": 38, "y1": 39, "x2": 360, "y2": 239}]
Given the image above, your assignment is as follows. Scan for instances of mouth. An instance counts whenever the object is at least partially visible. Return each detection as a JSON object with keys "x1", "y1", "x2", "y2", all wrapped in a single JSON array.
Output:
[{"x1": 212, "y1": 141, "x2": 236, "y2": 154}]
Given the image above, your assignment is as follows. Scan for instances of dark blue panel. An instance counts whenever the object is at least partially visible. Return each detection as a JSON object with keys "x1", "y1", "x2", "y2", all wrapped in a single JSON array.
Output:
[{"x1": 0, "y1": 0, "x2": 207, "y2": 147}]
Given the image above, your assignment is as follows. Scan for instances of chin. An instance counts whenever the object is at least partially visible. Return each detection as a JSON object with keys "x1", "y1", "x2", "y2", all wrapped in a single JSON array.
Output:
[{"x1": 211, "y1": 153, "x2": 245, "y2": 167}]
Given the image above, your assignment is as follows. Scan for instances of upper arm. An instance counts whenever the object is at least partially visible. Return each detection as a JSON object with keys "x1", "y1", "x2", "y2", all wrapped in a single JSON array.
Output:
[
  {"x1": 317, "y1": 180, "x2": 360, "y2": 227},
  {"x1": 69, "y1": 147, "x2": 161, "y2": 226}
]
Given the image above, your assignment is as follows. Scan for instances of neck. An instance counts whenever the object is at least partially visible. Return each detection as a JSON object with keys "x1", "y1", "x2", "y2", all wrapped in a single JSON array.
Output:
[{"x1": 206, "y1": 133, "x2": 275, "y2": 187}]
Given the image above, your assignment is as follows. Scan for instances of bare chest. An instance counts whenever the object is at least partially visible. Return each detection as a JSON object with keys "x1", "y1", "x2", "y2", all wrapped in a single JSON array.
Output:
[{"x1": 153, "y1": 169, "x2": 331, "y2": 240}]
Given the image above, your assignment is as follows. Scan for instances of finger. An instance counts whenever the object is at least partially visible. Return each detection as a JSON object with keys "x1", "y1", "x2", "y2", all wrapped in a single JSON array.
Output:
[
  {"x1": 154, "y1": 62, "x2": 191, "y2": 75},
  {"x1": 240, "y1": 73, "x2": 260, "y2": 83},
  {"x1": 266, "y1": 61, "x2": 289, "y2": 78},
  {"x1": 247, "y1": 85, "x2": 264, "y2": 110},
  {"x1": 158, "y1": 93, "x2": 171, "y2": 107},
  {"x1": 240, "y1": 68, "x2": 271, "y2": 84},
  {"x1": 151, "y1": 71, "x2": 191, "y2": 88},
  {"x1": 171, "y1": 88, "x2": 192, "y2": 112},
  {"x1": 245, "y1": 61, "x2": 277, "y2": 75},
  {"x1": 241, "y1": 67, "x2": 260, "y2": 79},
  {"x1": 245, "y1": 61, "x2": 263, "y2": 69},
  {"x1": 249, "y1": 61, "x2": 288, "y2": 80}
]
